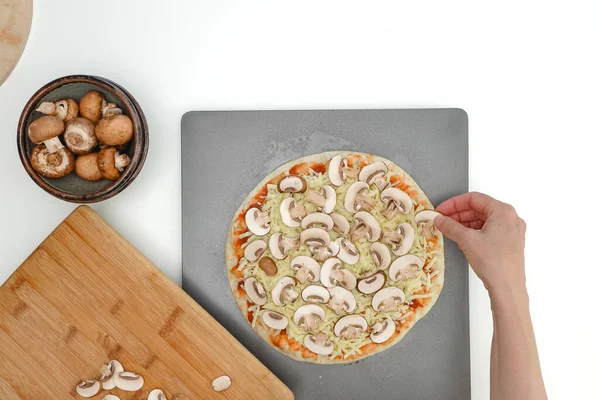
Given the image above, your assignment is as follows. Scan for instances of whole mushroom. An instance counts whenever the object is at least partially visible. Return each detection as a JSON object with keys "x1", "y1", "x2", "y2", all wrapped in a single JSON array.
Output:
[
  {"x1": 27, "y1": 115, "x2": 65, "y2": 154},
  {"x1": 95, "y1": 114, "x2": 133, "y2": 146},
  {"x1": 64, "y1": 118, "x2": 98, "y2": 154},
  {"x1": 79, "y1": 91, "x2": 104, "y2": 123},
  {"x1": 97, "y1": 147, "x2": 130, "y2": 180},
  {"x1": 30, "y1": 144, "x2": 75, "y2": 178},
  {"x1": 36, "y1": 98, "x2": 79, "y2": 122},
  {"x1": 75, "y1": 153, "x2": 102, "y2": 181}
]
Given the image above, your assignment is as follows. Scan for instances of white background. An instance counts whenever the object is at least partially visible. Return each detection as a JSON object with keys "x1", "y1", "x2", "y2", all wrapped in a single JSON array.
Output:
[{"x1": 1, "y1": 1, "x2": 598, "y2": 398}]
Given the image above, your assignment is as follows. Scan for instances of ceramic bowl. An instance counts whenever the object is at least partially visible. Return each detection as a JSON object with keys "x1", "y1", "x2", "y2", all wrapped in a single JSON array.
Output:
[{"x1": 17, "y1": 75, "x2": 148, "y2": 203}]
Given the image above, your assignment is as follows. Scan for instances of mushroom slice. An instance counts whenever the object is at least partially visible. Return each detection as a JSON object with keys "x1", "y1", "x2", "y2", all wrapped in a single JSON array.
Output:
[
  {"x1": 212, "y1": 375, "x2": 232, "y2": 392},
  {"x1": 245, "y1": 207, "x2": 271, "y2": 236},
  {"x1": 304, "y1": 333, "x2": 334, "y2": 355},
  {"x1": 290, "y1": 256, "x2": 321, "y2": 283},
  {"x1": 114, "y1": 371, "x2": 144, "y2": 391},
  {"x1": 100, "y1": 359, "x2": 124, "y2": 390},
  {"x1": 344, "y1": 182, "x2": 376, "y2": 213},
  {"x1": 320, "y1": 257, "x2": 356, "y2": 290},
  {"x1": 357, "y1": 271, "x2": 386, "y2": 294},
  {"x1": 300, "y1": 228, "x2": 330, "y2": 248},
  {"x1": 305, "y1": 185, "x2": 337, "y2": 214},
  {"x1": 30, "y1": 145, "x2": 75, "y2": 179},
  {"x1": 301, "y1": 212, "x2": 334, "y2": 230},
  {"x1": 272, "y1": 277, "x2": 299, "y2": 306},
  {"x1": 333, "y1": 315, "x2": 368, "y2": 339},
  {"x1": 312, "y1": 241, "x2": 340, "y2": 262},
  {"x1": 293, "y1": 305, "x2": 326, "y2": 331},
  {"x1": 244, "y1": 277, "x2": 267, "y2": 305},
  {"x1": 380, "y1": 188, "x2": 413, "y2": 219},
  {"x1": 370, "y1": 317, "x2": 396, "y2": 343},
  {"x1": 76, "y1": 380, "x2": 100, "y2": 398},
  {"x1": 327, "y1": 286, "x2": 356, "y2": 314},
  {"x1": 280, "y1": 198, "x2": 306, "y2": 227},
  {"x1": 244, "y1": 240, "x2": 267, "y2": 262},
  {"x1": 64, "y1": 118, "x2": 98, "y2": 154},
  {"x1": 351, "y1": 211, "x2": 381, "y2": 242},
  {"x1": 338, "y1": 270, "x2": 357, "y2": 291},
  {"x1": 102, "y1": 395, "x2": 121, "y2": 400},
  {"x1": 336, "y1": 238, "x2": 360, "y2": 265},
  {"x1": 331, "y1": 213, "x2": 350, "y2": 235},
  {"x1": 277, "y1": 174, "x2": 307, "y2": 193},
  {"x1": 415, "y1": 210, "x2": 443, "y2": 238},
  {"x1": 302, "y1": 285, "x2": 331, "y2": 303},
  {"x1": 372, "y1": 287, "x2": 406, "y2": 312},
  {"x1": 148, "y1": 389, "x2": 167, "y2": 400},
  {"x1": 370, "y1": 242, "x2": 391, "y2": 269},
  {"x1": 258, "y1": 256, "x2": 278, "y2": 277},
  {"x1": 262, "y1": 310, "x2": 289, "y2": 330},
  {"x1": 389, "y1": 254, "x2": 424, "y2": 281},
  {"x1": 359, "y1": 161, "x2": 388, "y2": 191},
  {"x1": 382, "y1": 222, "x2": 415, "y2": 256},
  {"x1": 328, "y1": 155, "x2": 346, "y2": 186},
  {"x1": 269, "y1": 232, "x2": 300, "y2": 260}
]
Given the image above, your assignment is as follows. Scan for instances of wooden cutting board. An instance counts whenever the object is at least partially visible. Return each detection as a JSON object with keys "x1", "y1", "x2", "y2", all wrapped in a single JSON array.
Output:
[
  {"x1": 0, "y1": 0, "x2": 32, "y2": 85},
  {"x1": 0, "y1": 206, "x2": 293, "y2": 400}
]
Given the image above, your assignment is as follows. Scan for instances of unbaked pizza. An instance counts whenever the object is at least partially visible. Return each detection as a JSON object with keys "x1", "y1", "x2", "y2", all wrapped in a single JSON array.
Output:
[{"x1": 226, "y1": 151, "x2": 444, "y2": 364}]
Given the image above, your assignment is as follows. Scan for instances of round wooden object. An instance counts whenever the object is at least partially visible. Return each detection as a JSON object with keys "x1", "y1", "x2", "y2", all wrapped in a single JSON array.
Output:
[{"x1": 0, "y1": 0, "x2": 32, "y2": 85}]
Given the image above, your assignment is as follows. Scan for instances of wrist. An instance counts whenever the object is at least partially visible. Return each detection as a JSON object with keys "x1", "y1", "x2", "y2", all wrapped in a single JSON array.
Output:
[{"x1": 488, "y1": 282, "x2": 529, "y2": 307}]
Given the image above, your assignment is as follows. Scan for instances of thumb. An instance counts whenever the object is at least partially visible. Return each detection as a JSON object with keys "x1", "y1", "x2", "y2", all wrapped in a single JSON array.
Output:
[{"x1": 434, "y1": 215, "x2": 472, "y2": 244}]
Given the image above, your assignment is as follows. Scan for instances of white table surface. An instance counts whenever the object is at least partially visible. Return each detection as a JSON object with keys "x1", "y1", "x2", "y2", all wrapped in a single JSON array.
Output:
[{"x1": 1, "y1": 1, "x2": 598, "y2": 398}]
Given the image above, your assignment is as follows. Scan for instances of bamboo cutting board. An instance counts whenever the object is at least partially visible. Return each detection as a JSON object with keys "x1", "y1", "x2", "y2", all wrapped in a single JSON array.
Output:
[{"x1": 0, "y1": 206, "x2": 293, "y2": 400}]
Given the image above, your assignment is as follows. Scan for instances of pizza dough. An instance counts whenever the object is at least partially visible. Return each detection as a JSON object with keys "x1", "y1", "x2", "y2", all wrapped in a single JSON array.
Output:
[{"x1": 226, "y1": 151, "x2": 444, "y2": 364}]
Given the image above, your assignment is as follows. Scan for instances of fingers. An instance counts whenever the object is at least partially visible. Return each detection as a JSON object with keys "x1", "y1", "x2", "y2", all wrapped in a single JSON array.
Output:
[
  {"x1": 445, "y1": 209, "x2": 486, "y2": 223},
  {"x1": 436, "y1": 192, "x2": 502, "y2": 217},
  {"x1": 434, "y1": 215, "x2": 477, "y2": 244},
  {"x1": 466, "y1": 220, "x2": 484, "y2": 230}
]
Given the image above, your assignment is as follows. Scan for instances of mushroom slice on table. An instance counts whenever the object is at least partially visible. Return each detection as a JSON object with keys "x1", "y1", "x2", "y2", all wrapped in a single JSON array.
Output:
[
  {"x1": 272, "y1": 277, "x2": 299, "y2": 306},
  {"x1": 245, "y1": 207, "x2": 271, "y2": 236},
  {"x1": 333, "y1": 315, "x2": 368, "y2": 339},
  {"x1": 269, "y1": 232, "x2": 300, "y2": 260},
  {"x1": 277, "y1": 174, "x2": 307, "y2": 193},
  {"x1": 64, "y1": 117, "x2": 98, "y2": 154},
  {"x1": 370, "y1": 317, "x2": 396, "y2": 343},
  {"x1": 148, "y1": 389, "x2": 167, "y2": 400},
  {"x1": 312, "y1": 240, "x2": 339, "y2": 262},
  {"x1": 358, "y1": 161, "x2": 388, "y2": 191},
  {"x1": 244, "y1": 277, "x2": 267, "y2": 305},
  {"x1": 372, "y1": 287, "x2": 406, "y2": 312},
  {"x1": 301, "y1": 212, "x2": 334, "y2": 230},
  {"x1": 290, "y1": 256, "x2": 321, "y2": 283},
  {"x1": 244, "y1": 240, "x2": 267, "y2": 262},
  {"x1": 415, "y1": 210, "x2": 443, "y2": 238},
  {"x1": 302, "y1": 285, "x2": 330, "y2": 303},
  {"x1": 99, "y1": 359, "x2": 124, "y2": 390},
  {"x1": 336, "y1": 238, "x2": 360, "y2": 265},
  {"x1": 381, "y1": 222, "x2": 415, "y2": 256},
  {"x1": 258, "y1": 256, "x2": 278, "y2": 277},
  {"x1": 320, "y1": 258, "x2": 356, "y2": 290},
  {"x1": 357, "y1": 271, "x2": 386, "y2": 294},
  {"x1": 327, "y1": 286, "x2": 356, "y2": 314},
  {"x1": 95, "y1": 114, "x2": 133, "y2": 146},
  {"x1": 304, "y1": 332, "x2": 334, "y2": 355},
  {"x1": 351, "y1": 211, "x2": 381, "y2": 242},
  {"x1": 212, "y1": 375, "x2": 232, "y2": 392},
  {"x1": 28, "y1": 115, "x2": 65, "y2": 154},
  {"x1": 37, "y1": 98, "x2": 79, "y2": 122},
  {"x1": 370, "y1": 242, "x2": 391, "y2": 269},
  {"x1": 97, "y1": 146, "x2": 130, "y2": 180},
  {"x1": 305, "y1": 185, "x2": 337, "y2": 214},
  {"x1": 388, "y1": 254, "x2": 424, "y2": 281},
  {"x1": 300, "y1": 228, "x2": 330, "y2": 248},
  {"x1": 102, "y1": 395, "x2": 121, "y2": 400},
  {"x1": 293, "y1": 305, "x2": 326, "y2": 331},
  {"x1": 30, "y1": 145, "x2": 75, "y2": 179},
  {"x1": 380, "y1": 188, "x2": 413, "y2": 219},
  {"x1": 75, "y1": 380, "x2": 100, "y2": 398},
  {"x1": 331, "y1": 213, "x2": 350, "y2": 235},
  {"x1": 262, "y1": 310, "x2": 289, "y2": 330},
  {"x1": 280, "y1": 197, "x2": 306, "y2": 227},
  {"x1": 114, "y1": 371, "x2": 144, "y2": 391},
  {"x1": 80, "y1": 91, "x2": 104, "y2": 123},
  {"x1": 344, "y1": 182, "x2": 376, "y2": 213}
]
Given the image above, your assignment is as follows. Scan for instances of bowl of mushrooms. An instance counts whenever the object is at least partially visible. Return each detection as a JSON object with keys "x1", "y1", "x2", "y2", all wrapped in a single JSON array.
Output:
[{"x1": 17, "y1": 75, "x2": 148, "y2": 203}]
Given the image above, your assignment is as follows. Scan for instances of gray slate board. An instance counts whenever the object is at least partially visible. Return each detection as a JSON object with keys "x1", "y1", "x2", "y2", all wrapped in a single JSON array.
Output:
[{"x1": 182, "y1": 109, "x2": 470, "y2": 400}]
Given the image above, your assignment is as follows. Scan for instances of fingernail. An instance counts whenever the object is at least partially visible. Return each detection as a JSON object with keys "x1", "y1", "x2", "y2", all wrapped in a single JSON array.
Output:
[{"x1": 434, "y1": 215, "x2": 445, "y2": 226}]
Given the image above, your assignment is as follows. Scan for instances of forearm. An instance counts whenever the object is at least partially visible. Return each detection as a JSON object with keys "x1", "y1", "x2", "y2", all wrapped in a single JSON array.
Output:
[{"x1": 489, "y1": 286, "x2": 547, "y2": 400}]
